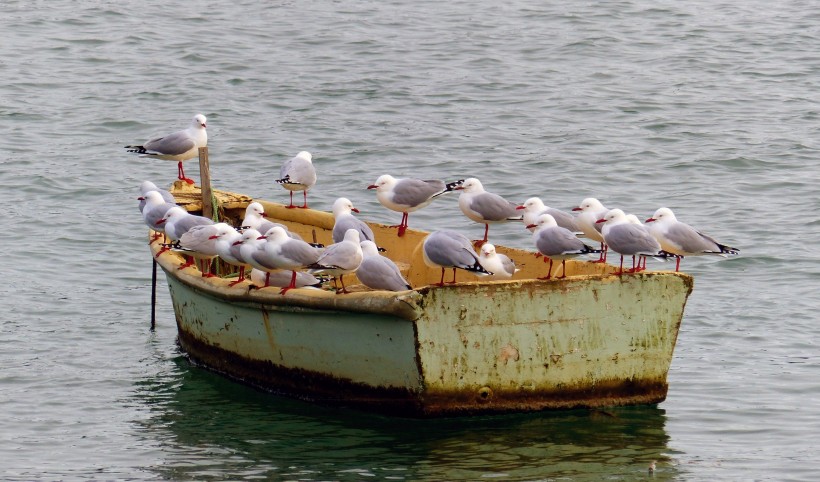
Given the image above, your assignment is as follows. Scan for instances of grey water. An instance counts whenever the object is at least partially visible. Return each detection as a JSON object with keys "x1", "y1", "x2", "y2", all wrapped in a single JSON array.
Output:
[{"x1": 1, "y1": 0, "x2": 818, "y2": 479}]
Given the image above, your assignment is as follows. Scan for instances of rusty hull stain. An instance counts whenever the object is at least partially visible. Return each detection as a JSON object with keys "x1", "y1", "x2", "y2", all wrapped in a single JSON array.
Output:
[{"x1": 178, "y1": 318, "x2": 670, "y2": 418}]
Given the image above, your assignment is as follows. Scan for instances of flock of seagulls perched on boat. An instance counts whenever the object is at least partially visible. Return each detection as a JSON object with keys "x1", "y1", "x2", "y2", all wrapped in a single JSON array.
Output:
[{"x1": 131, "y1": 115, "x2": 740, "y2": 295}]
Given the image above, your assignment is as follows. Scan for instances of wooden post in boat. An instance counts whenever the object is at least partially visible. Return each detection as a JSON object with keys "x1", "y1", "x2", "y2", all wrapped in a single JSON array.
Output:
[{"x1": 198, "y1": 146, "x2": 213, "y2": 220}]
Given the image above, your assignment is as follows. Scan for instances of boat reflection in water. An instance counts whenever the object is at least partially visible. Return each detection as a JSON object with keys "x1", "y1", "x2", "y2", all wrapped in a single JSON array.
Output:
[{"x1": 134, "y1": 356, "x2": 680, "y2": 480}]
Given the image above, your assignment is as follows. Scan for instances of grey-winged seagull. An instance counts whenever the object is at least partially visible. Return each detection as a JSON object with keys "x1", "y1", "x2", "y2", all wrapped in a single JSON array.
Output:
[
  {"x1": 331, "y1": 197, "x2": 375, "y2": 244},
  {"x1": 528, "y1": 213, "x2": 600, "y2": 279},
  {"x1": 275, "y1": 151, "x2": 316, "y2": 209},
  {"x1": 367, "y1": 174, "x2": 463, "y2": 236},
  {"x1": 422, "y1": 230, "x2": 491, "y2": 286},
  {"x1": 308, "y1": 229, "x2": 364, "y2": 294},
  {"x1": 517, "y1": 197, "x2": 580, "y2": 234},
  {"x1": 356, "y1": 240, "x2": 412, "y2": 291},
  {"x1": 645, "y1": 207, "x2": 739, "y2": 271},
  {"x1": 249, "y1": 226, "x2": 322, "y2": 295},
  {"x1": 477, "y1": 243, "x2": 519, "y2": 280},
  {"x1": 572, "y1": 197, "x2": 610, "y2": 262},
  {"x1": 125, "y1": 114, "x2": 207, "y2": 184},
  {"x1": 596, "y1": 209, "x2": 667, "y2": 274},
  {"x1": 456, "y1": 178, "x2": 522, "y2": 246}
]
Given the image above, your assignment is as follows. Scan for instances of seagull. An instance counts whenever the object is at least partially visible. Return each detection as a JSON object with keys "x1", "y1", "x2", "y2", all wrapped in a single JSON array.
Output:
[
  {"x1": 477, "y1": 243, "x2": 519, "y2": 280},
  {"x1": 517, "y1": 197, "x2": 581, "y2": 234},
  {"x1": 212, "y1": 225, "x2": 249, "y2": 286},
  {"x1": 176, "y1": 222, "x2": 232, "y2": 277},
  {"x1": 572, "y1": 197, "x2": 610, "y2": 262},
  {"x1": 331, "y1": 197, "x2": 376, "y2": 244},
  {"x1": 160, "y1": 206, "x2": 215, "y2": 243},
  {"x1": 456, "y1": 178, "x2": 523, "y2": 246},
  {"x1": 248, "y1": 226, "x2": 322, "y2": 295},
  {"x1": 236, "y1": 228, "x2": 268, "y2": 284},
  {"x1": 249, "y1": 269, "x2": 323, "y2": 290},
  {"x1": 645, "y1": 207, "x2": 739, "y2": 271},
  {"x1": 275, "y1": 151, "x2": 316, "y2": 209},
  {"x1": 356, "y1": 240, "x2": 412, "y2": 291},
  {"x1": 125, "y1": 114, "x2": 207, "y2": 184},
  {"x1": 422, "y1": 230, "x2": 491, "y2": 286},
  {"x1": 528, "y1": 214, "x2": 600, "y2": 279},
  {"x1": 239, "y1": 201, "x2": 303, "y2": 240},
  {"x1": 138, "y1": 181, "x2": 175, "y2": 214},
  {"x1": 308, "y1": 229, "x2": 364, "y2": 294},
  {"x1": 596, "y1": 209, "x2": 667, "y2": 274},
  {"x1": 367, "y1": 174, "x2": 463, "y2": 236},
  {"x1": 139, "y1": 190, "x2": 178, "y2": 244},
  {"x1": 155, "y1": 206, "x2": 215, "y2": 266}
]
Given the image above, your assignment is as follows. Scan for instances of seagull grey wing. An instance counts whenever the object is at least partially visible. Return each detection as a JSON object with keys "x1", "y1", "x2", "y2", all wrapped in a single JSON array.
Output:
[
  {"x1": 427, "y1": 232, "x2": 477, "y2": 268},
  {"x1": 143, "y1": 130, "x2": 196, "y2": 157},
  {"x1": 315, "y1": 242, "x2": 360, "y2": 270},
  {"x1": 143, "y1": 203, "x2": 176, "y2": 230},
  {"x1": 665, "y1": 223, "x2": 717, "y2": 253},
  {"x1": 392, "y1": 179, "x2": 445, "y2": 207},
  {"x1": 282, "y1": 239, "x2": 322, "y2": 266},
  {"x1": 470, "y1": 193, "x2": 519, "y2": 221},
  {"x1": 333, "y1": 216, "x2": 375, "y2": 244},
  {"x1": 547, "y1": 208, "x2": 581, "y2": 232},
  {"x1": 280, "y1": 157, "x2": 317, "y2": 186},
  {"x1": 357, "y1": 256, "x2": 411, "y2": 291},
  {"x1": 607, "y1": 225, "x2": 661, "y2": 255},
  {"x1": 179, "y1": 225, "x2": 217, "y2": 254},
  {"x1": 175, "y1": 215, "x2": 214, "y2": 237},
  {"x1": 499, "y1": 253, "x2": 517, "y2": 277},
  {"x1": 537, "y1": 227, "x2": 584, "y2": 256}
]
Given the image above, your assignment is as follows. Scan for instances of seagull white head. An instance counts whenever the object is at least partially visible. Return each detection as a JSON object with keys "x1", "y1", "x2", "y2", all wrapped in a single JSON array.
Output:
[
  {"x1": 458, "y1": 178, "x2": 484, "y2": 193},
  {"x1": 343, "y1": 229, "x2": 362, "y2": 243},
  {"x1": 597, "y1": 208, "x2": 627, "y2": 225},
  {"x1": 480, "y1": 243, "x2": 497, "y2": 257},
  {"x1": 529, "y1": 213, "x2": 558, "y2": 231},
  {"x1": 296, "y1": 151, "x2": 312, "y2": 162},
  {"x1": 260, "y1": 226, "x2": 289, "y2": 241},
  {"x1": 332, "y1": 197, "x2": 359, "y2": 216},
  {"x1": 518, "y1": 197, "x2": 546, "y2": 212},
  {"x1": 192, "y1": 114, "x2": 207, "y2": 129},
  {"x1": 645, "y1": 207, "x2": 676, "y2": 224},
  {"x1": 367, "y1": 174, "x2": 397, "y2": 191},
  {"x1": 573, "y1": 197, "x2": 605, "y2": 213}
]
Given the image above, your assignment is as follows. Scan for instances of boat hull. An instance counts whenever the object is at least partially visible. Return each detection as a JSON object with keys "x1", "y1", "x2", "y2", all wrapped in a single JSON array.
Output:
[{"x1": 161, "y1": 260, "x2": 691, "y2": 417}]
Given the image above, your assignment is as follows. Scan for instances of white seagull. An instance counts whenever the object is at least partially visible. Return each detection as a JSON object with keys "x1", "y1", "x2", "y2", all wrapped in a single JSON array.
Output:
[
  {"x1": 138, "y1": 181, "x2": 175, "y2": 213},
  {"x1": 275, "y1": 151, "x2": 316, "y2": 209},
  {"x1": 248, "y1": 226, "x2": 323, "y2": 295},
  {"x1": 596, "y1": 209, "x2": 667, "y2": 274},
  {"x1": 456, "y1": 178, "x2": 522, "y2": 245},
  {"x1": 125, "y1": 114, "x2": 208, "y2": 184},
  {"x1": 529, "y1": 214, "x2": 600, "y2": 279},
  {"x1": 477, "y1": 243, "x2": 519, "y2": 280},
  {"x1": 572, "y1": 197, "x2": 610, "y2": 262},
  {"x1": 517, "y1": 197, "x2": 581, "y2": 234},
  {"x1": 645, "y1": 207, "x2": 739, "y2": 271},
  {"x1": 356, "y1": 240, "x2": 412, "y2": 291},
  {"x1": 240, "y1": 201, "x2": 302, "y2": 240},
  {"x1": 331, "y1": 197, "x2": 376, "y2": 244},
  {"x1": 212, "y1": 225, "x2": 249, "y2": 286},
  {"x1": 176, "y1": 222, "x2": 232, "y2": 277},
  {"x1": 422, "y1": 230, "x2": 491, "y2": 286},
  {"x1": 139, "y1": 190, "x2": 177, "y2": 243},
  {"x1": 308, "y1": 229, "x2": 364, "y2": 294},
  {"x1": 367, "y1": 174, "x2": 463, "y2": 236}
]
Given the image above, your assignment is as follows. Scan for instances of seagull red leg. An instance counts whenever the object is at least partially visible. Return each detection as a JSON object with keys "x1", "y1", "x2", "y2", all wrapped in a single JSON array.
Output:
[
  {"x1": 279, "y1": 270, "x2": 298, "y2": 295},
  {"x1": 299, "y1": 190, "x2": 309, "y2": 209},
  {"x1": 228, "y1": 266, "x2": 245, "y2": 287},
  {"x1": 178, "y1": 162, "x2": 194, "y2": 184}
]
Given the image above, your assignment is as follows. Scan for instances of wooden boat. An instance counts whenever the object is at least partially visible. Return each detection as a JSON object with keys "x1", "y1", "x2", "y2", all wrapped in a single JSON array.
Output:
[{"x1": 150, "y1": 182, "x2": 693, "y2": 417}]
